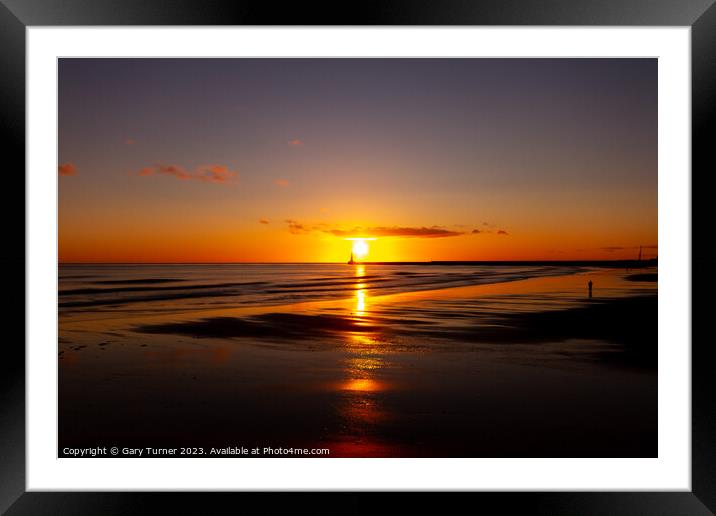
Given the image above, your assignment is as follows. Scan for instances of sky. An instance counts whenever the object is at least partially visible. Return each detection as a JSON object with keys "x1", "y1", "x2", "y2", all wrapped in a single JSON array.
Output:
[{"x1": 58, "y1": 58, "x2": 657, "y2": 263}]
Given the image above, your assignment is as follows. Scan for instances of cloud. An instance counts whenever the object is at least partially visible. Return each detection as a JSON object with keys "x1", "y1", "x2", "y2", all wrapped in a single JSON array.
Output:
[
  {"x1": 472, "y1": 228, "x2": 509, "y2": 235},
  {"x1": 600, "y1": 246, "x2": 625, "y2": 252},
  {"x1": 156, "y1": 164, "x2": 191, "y2": 180},
  {"x1": 285, "y1": 219, "x2": 313, "y2": 235},
  {"x1": 136, "y1": 163, "x2": 238, "y2": 185},
  {"x1": 274, "y1": 178, "x2": 290, "y2": 187},
  {"x1": 288, "y1": 139, "x2": 304, "y2": 147},
  {"x1": 330, "y1": 226, "x2": 463, "y2": 238},
  {"x1": 125, "y1": 138, "x2": 136, "y2": 145},
  {"x1": 195, "y1": 164, "x2": 237, "y2": 183},
  {"x1": 285, "y1": 221, "x2": 464, "y2": 239},
  {"x1": 259, "y1": 219, "x2": 269, "y2": 225},
  {"x1": 58, "y1": 163, "x2": 76, "y2": 177}
]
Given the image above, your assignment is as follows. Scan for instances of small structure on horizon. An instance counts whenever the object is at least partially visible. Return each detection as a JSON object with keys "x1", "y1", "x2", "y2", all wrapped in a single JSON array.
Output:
[
  {"x1": 348, "y1": 252, "x2": 355, "y2": 265},
  {"x1": 588, "y1": 279, "x2": 593, "y2": 298}
]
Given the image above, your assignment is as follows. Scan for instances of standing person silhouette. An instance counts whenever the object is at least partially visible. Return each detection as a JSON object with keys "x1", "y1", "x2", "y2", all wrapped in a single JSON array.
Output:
[{"x1": 588, "y1": 280, "x2": 593, "y2": 298}]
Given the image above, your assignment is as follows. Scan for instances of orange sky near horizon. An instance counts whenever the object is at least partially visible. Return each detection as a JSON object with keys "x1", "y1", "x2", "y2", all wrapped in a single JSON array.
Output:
[
  {"x1": 58, "y1": 204, "x2": 657, "y2": 263},
  {"x1": 58, "y1": 237, "x2": 658, "y2": 263},
  {"x1": 57, "y1": 156, "x2": 658, "y2": 263},
  {"x1": 58, "y1": 176, "x2": 657, "y2": 263}
]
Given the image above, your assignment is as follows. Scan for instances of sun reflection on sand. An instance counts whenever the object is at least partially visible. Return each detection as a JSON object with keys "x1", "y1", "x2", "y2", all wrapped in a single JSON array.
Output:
[
  {"x1": 330, "y1": 264, "x2": 394, "y2": 455},
  {"x1": 341, "y1": 378, "x2": 382, "y2": 392},
  {"x1": 353, "y1": 264, "x2": 368, "y2": 316},
  {"x1": 355, "y1": 290, "x2": 366, "y2": 314},
  {"x1": 333, "y1": 354, "x2": 389, "y2": 455}
]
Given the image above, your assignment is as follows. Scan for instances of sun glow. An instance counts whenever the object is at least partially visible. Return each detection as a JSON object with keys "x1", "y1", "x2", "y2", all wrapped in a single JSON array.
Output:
[{"x1": 351, "y1": 239, "x2": 370, "y2": 260}]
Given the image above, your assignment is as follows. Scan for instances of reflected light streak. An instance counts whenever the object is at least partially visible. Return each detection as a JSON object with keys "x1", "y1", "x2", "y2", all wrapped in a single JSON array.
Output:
[
  {"x1": 341, "y1": 378, "x2": 383, "y2": 393},
  {"x1": 356, "y1": 289, "x2": 366, "y2": 314},
  {"x1": 354, "y1": 264, "x2": 367, "y2": 315}
]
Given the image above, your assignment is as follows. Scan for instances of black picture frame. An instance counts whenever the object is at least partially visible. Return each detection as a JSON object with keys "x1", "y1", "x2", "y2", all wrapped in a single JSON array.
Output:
[{"x1": 1, "y1": 0, "x2": 714, "y2": 513}]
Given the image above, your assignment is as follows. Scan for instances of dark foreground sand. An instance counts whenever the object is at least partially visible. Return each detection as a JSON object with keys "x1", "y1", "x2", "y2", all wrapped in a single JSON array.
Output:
[{"x1": 138, "y1": 294, "x2": 656, "y2": 370}]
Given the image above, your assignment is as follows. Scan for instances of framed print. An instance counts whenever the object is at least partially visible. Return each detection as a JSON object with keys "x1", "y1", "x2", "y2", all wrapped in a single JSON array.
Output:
[{"x1": 2, "y1": 0, "x2": 715, "y2": 513}]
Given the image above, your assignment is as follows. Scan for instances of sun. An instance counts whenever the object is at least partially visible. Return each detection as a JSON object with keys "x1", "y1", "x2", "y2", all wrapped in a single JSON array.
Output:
[{"x1": 352, "y1": 239, "x2": 370, "y2": 260}]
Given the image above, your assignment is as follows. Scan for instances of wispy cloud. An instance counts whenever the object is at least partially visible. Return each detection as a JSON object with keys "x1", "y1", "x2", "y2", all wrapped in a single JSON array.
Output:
[
  {"x1": 285, "y1": 219, "x2": 313, "y2": 235},
  {"x1": 136, "y1": 163, "x2": 238, "y2": 185},
  {"x1": 288, "y1": 139, "x2": 304, "y2": 147},
  {"x1": 125, "y1": 138, "x2": 136, "y2": 145},
  {"x1": 195, "y1": 164, "x2": 237, "y2": 184},
  {"x1": 156, "y1": 164, "x2": 192, "y2": 180},
  {"x1": 285, "y1": 221, "x2": 464, "y2": 239},
  {"x1": 274, "y1": 178, "x2": 290, "y2": 187},
  {"x1": 342, "y1": 227, "x2": 463, "y2": 238},
  {"x1": 472, "y1": 227, "x2": 509, "y2": 235},
  {"x1": 58, "y1": 163, "x2": 77, "y2": 177},
  {"x1": 259, "y1": 219, "x2": 270, "y2": 225}
]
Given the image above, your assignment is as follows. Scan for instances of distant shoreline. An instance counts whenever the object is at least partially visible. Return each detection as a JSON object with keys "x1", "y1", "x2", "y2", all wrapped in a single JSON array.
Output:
[{"x1": 59, "y1": 259, "x2": 658, "y2": 267}]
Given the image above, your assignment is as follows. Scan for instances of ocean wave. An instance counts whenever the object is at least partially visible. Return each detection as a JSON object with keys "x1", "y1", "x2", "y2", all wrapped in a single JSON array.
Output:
[{"x1": 59, "y1": 263, "x2": 586, "y2": 313}]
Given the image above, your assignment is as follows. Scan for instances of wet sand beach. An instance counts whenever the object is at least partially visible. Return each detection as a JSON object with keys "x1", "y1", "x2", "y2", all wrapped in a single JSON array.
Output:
[{"x1": 59, "y1": 264, "x2": 657, "y2": 457}]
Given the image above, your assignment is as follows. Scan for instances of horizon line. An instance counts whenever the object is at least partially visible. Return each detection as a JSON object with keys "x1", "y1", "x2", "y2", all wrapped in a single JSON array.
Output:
[{"x1": 59, "y1": 258, "x2": 658, "y2": 266}]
